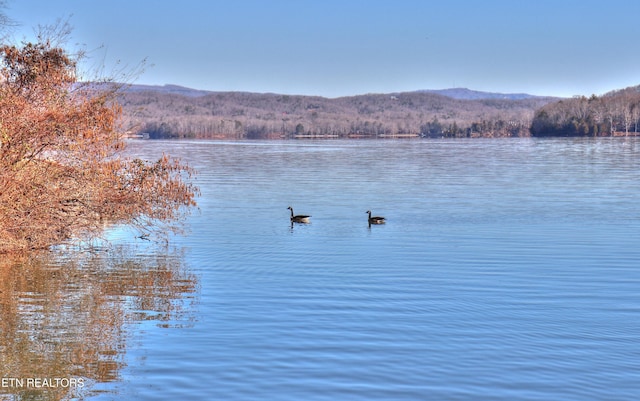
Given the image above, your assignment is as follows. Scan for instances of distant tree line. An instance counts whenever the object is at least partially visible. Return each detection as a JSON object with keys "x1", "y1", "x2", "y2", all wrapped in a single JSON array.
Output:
[
  {"x1": 531, "y1": 86, "x2": 640, "y2": 137},
  {"x1": 119, "y1": 90, "x2": 554, "y2": 139},
  {"x1": 119, "y1": 83, "x2": 640, "y2": 139}
]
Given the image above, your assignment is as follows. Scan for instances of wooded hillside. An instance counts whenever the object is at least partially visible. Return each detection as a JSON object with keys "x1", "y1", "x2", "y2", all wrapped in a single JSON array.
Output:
[
  {"x1": 531, "y1": 86, "x2": 640, "y2": 137},
  {"x1": 118, "y1": 86, "x2": 557, "y2": 139}
]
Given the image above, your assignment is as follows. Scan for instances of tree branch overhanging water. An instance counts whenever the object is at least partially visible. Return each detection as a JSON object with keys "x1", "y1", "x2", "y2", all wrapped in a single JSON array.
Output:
[{"x1": 0, "y1": 27, "x2": 199, "y2": 254}]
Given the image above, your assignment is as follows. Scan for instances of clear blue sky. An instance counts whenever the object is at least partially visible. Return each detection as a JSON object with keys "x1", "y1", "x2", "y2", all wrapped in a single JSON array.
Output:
[{"x1": 6, "y1": 0, "x2": 640, "y2": 98}]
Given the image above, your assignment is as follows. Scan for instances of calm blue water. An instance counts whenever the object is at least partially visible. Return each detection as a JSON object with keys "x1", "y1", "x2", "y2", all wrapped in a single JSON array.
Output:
[{"x1": 105, "y1": 138, "x2": 640, "y2": 400}]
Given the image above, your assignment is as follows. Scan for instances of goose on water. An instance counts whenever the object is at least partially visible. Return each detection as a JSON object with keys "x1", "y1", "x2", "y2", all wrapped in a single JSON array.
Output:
[
  {"x1": 288, "y1": 206, "x2": 311, "y2": 223},
  {"x1": 366, "y1": 210, "x2": 386, "y2": 225}
]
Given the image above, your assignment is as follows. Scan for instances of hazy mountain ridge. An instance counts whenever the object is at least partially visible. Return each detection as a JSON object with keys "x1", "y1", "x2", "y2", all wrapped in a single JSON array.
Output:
[
  {"x1": 123, "y1": 84, "x2": 213, "y2": 97},
  {"x1": 417, "y1": 88, "x2": 546, "y2": 100},
  {"x1": 123, "y1": 84, "x2": 549, "y2": 101}
]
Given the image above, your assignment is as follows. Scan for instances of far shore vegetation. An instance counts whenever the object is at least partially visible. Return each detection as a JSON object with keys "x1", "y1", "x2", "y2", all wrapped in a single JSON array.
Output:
[
  {"x1": 0, "y1": 20, "x2": 198, "y2": 254},
  {"x1": 119, "y1": 84, "x2": 640, "y2": 140}
]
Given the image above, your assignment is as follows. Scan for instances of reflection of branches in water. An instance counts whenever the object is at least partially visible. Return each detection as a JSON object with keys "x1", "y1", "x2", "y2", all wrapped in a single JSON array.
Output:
[{"x1": 0, "y1": 244, "x2": 199, "y2": 400}]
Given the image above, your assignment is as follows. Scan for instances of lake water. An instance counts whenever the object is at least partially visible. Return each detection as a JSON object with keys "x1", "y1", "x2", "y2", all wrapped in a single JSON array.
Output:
[{"x1": 2, "y1": 138, "x2": 640, "y2": 400}]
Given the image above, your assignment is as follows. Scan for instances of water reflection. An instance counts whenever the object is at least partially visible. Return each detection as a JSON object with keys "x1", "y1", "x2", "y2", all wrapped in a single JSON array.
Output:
[{"x1": 0, "y1": 245, "x2": 198, "y2": 401}]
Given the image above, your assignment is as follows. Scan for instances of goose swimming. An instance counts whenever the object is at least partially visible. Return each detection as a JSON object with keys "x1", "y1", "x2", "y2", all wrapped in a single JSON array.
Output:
[
  {"x1": 366, "y1": 210, "x2": 386, "y2": 225},
  {"x1": 288, "y1": 206, "x2": 311, "y2": 223}
]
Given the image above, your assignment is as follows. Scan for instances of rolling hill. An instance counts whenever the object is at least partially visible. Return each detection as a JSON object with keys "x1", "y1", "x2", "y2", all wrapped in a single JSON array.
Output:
[{"x1": 117, "y1": 85, "x2": 559, "y2": 139}]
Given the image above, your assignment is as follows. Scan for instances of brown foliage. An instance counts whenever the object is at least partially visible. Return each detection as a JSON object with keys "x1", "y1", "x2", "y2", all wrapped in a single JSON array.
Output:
[{"x1": 0, "y1": 39, "x2": 198, "y2": 253}]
